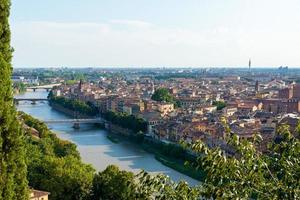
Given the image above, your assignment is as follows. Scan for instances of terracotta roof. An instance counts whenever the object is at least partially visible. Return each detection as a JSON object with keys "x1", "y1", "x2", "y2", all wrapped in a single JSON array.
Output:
[{"x1": 30, "y1": 189, "x2": 50, "y2": 199}]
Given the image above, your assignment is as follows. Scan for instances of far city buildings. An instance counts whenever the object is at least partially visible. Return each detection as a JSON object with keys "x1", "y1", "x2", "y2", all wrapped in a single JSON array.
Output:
[{"x1": 30, "y1": 67, "x2": 300, "y2": 153}]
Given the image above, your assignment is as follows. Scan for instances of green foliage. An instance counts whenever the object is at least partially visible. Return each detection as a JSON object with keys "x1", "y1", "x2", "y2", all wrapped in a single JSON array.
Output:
[
  {"x1": 187, "y1": 119, "x2": 300, "y2": 199},
  {"x1": 143, "y1": 140, "x2": 188, "y2": 160},
  {"x1": 21, "y1": 113, "x2": 94, "y2": 200},
  {"x1": 20, "y1": 111, "x2": 49, "y2": 138},
  {"x1": 151, "y1": 88, "x2": 182, "y2": 108},
  {"x1": 155, "y1": 154, "x2": 205, "y2": 181},
  {"x1": 131, "y1": 171, "x2": 200, "y2": 200},
  {"x1": 13, "y1": 68, "x2": 113, "y2": 85},
  {"x1": 212, "y1": 100, "x2": 226, "y2": 110},
  {"x1": 210, "y1": 80, "x2": 219, "y2": 85},
  {"x1": 155, "y1": 74, "x2": 197, "y2": 80},
  {"x1": 142, "y1": 140, "x2": 205, "y2": 181},
  {"x1": 0, "y1": 0, "x2": 28, "y2": 199},
  {"x1": 90, "y1": 165, "x2": 136, "y2": 200},
  {"x1": 20, "y1": 111, "x2": 300, "y2": 199},
  {"x1": 65, "y1": 79, "x2": 78, "y2": 85},
  {"x1": 91, "y1": 165, "x2": 201, "y2": 200},
  {"x1": 151, "y1": 88, "x2": 175, "y2": 103},
  {"x1": 175, "y1": 99, "x2": 182, "y2": 108},
  {"x1": 103, "y1": 111, "x2": 147, "y2": 133},
  {"x1": 48, "y1": 93, "x2": 98, "y2": 116},
  {"x1": 13, "y1": 81, "x2": 26, "y2": 93}
]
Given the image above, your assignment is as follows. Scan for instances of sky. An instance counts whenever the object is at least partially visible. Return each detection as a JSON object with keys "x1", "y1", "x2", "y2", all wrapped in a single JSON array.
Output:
[{"x1": 10, "y1": 0, "x2": 300, "y2": 68}]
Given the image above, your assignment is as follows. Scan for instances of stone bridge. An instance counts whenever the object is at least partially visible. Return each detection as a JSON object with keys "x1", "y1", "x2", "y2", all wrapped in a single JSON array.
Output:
[{"x1": 42, "y1": 118, "x2": 105, "y2": 129}]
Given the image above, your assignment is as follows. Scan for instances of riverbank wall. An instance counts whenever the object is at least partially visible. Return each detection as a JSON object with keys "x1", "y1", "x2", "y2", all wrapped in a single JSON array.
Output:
[{"x1": 106, "y1": 123, "x2": 134, "y2": 136}]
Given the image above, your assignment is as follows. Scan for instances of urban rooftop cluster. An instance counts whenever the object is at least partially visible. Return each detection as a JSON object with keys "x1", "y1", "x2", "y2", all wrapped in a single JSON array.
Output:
[{"x1": 45, "y1": 67, "x2": 300, "y2": 153}]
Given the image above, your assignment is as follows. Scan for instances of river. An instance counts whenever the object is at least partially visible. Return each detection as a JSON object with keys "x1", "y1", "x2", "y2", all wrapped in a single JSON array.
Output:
[{"x1": 15, "y1": 91, "x2": 199, "y2": 186}]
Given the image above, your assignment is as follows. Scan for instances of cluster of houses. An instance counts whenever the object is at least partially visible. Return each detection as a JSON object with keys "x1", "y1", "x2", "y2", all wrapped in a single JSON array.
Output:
[
  {"x1": 51, "y1": 75, "x2": 300, "y2": 152},
  {"x1": 12, "y1": 76, "x2": 40, "y2": 85}
]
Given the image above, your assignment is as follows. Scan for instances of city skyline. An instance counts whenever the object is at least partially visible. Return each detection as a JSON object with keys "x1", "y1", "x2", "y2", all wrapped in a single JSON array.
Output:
[{"x1": 11, "y1": 0, "x2": 300, "y2": 68}]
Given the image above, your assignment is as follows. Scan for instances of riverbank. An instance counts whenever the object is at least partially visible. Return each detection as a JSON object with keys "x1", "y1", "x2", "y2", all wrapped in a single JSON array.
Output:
[
  {"x1": 16, "y1": 91, "x2": 199, "y2": 185},
  {"x1": 49, "y1": 101, "x2": 202, "y2": 182},
  {"x1": 106, "y1": 132, "x2": 204, "y2": 181},
  {"x1": 142, "y1": 142, "x2": 205, "y2": 181}
]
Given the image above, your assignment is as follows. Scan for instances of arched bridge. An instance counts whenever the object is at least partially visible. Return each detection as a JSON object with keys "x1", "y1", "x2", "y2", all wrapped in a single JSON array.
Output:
[
  {"x1": 43, "y1": 118, "x2": 105, "y2": 129},
  {"x1": 14, "y1": 98, "x2": 48, "y2": 104},
  {"x1": 26, "y1": 84, "x2": 61, "y2": 92},
  {"x1": 43, "y1": 118, "x2": 104, "y2": 124}
]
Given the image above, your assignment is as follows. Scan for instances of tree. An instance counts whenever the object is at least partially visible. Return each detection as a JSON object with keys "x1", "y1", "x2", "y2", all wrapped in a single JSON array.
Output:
[
  {"x1": 90, "y1": 165, "x2": 136, "y2": 200},
  {"x1": 132, "y1": 122, "x2": 300, "y2": 200},
  {"x1": 48, "y1": 95, "x2": 97, "y2": 116},
  {"x1": 131, "y1": 171, "x2": 200, "y2": 200},
  {"x1": 13, "y1": 82, "x2": 26, "y2": 93},
  {"x1": 212, "y1": 100, "x2": 226, "y2": 110},
  {"x1": 30, "y1": 155, "x2": 94, "y2": 200},
  {"x1": 103, "y1": 111, "x2": 147, "y2": 133},
  {"x1": 23, "y1": 113, "x2": 94, "y2": 200},
  {"x1": 0, "y1": 0, "x2": 28, "y2": 199},
  {"x1": 151, "y1": 88, "x2": 174, "y2": 103},
  {"x1": 187, "y1": 118, "x2": 300, "y2": 199}
]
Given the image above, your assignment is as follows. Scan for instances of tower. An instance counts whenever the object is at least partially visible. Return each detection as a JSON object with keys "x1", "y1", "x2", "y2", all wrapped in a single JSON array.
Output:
[
  {"x1": 248, "y1": 58, "x2": 251, "y2": 71},
  {"x1": 79, "y1": 79, "x2": 83, "y2": 91},
  {"x1": 151, "y1": 81, "x2": 155, "y2": 94},
  {"x1": 255, "y1": 80, "x2": 259, "y2": 92}
]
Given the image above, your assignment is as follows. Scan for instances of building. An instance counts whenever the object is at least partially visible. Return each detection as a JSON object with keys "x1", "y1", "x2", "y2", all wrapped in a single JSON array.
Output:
[
  {"x1": 278, "y1": 84, "x2": 300, "y2": 99},
  {"x1": 292, "y1": 84, "x2": 300, "y2": 99},
  {"x1": 177, "y1": 97, "x2": 204, "y2": 108},
  {"x1": 255, "y1": 81, "x2": 259, "y2": 92},
  {"x1": 140, "y1": 111, "x2": 162, "y2": 136},
  {"x1": 223, "y1": 107, "x2": 238, "y2": 116},
  {"x1": 279, "y1": 87, "x2": 292, "y2": 99},
  {"x1": 157, "y1": 102, "x2": 174, "y2": 115},
  {"x1": 30, "y1": 189, "x2": 50, "y2": 200},
  {"x1": 12, "y1": 76, "x2": 39, "y2": 85},
  {"x1": 287, "y1": 99, "x2": 300, "y2": 113},
  {"x1": 12, "y1": 76, "x2": 25, "y2": 82}
]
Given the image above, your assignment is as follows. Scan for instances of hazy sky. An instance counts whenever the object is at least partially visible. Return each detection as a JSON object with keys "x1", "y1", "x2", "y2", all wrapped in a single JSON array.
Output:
[{"x1": 11, "y1": 0, "x2": 300, "y2": 68}]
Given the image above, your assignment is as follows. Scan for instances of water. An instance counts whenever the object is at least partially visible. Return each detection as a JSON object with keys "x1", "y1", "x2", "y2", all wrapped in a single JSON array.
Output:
[{"x1": 15, "y1": 90, "x2": 199, "y2": 186}]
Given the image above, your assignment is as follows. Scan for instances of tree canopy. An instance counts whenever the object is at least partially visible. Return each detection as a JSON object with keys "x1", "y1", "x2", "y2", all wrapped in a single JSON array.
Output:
[
  {"x1": 21, "y1": 112, "x2": 95, "y2": 200},
  {"x1": 48, "y1": 93, "x2": 98, "y2": 116},
  {"x1": 187, "y1": 118, "x2": 300, "y2": 199},
  {"x1": 213, "y1": 100, "x2": 227, "y2": 110},
  {"x1": 151, "y1": 88, "x2": 174, "y2": 103},
  {"x1": 90, "y1": 165, "x2": 136, "y2": 200},
  {"x1": 151, "y1": 88, "x2": 181, "y2": 107},
  {"x1": 103, "y1": 111, "x2": 147, "y2": 133},
  {"x1": 0, "y1": 0, "x2": 28, "y2": 199}
]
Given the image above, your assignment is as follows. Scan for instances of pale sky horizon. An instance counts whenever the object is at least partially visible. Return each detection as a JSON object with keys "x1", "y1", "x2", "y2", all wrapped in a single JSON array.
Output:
[{"x1": 10, "y1": 0, "x2": 300, "y2": 68}]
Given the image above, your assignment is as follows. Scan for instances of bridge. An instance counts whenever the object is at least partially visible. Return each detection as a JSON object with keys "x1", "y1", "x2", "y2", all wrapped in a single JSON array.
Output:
[
  {"x1": 43, "y1": 118, "x2": 104, "y2": 129},
  {"x1": 26, "y1": 84, "x2": 61, "y2": 92},
  {"x1": 14, "y1": 98, "x2": 48, "y2": 104}
]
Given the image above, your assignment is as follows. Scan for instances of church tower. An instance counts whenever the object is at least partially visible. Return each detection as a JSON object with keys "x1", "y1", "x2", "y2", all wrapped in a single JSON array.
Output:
[
  {"x1": 255, "y1": 80, "x2": 259, "y2": 92},
  {"x1": 79, "y1": 79, "x2": 83, "y2": 91}
]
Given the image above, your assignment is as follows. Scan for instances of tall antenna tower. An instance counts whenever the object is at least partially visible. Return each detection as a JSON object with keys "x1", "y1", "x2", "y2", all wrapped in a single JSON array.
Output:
[{"x1": 248, "y1": 58, "x2": 251, "y2": 71}]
